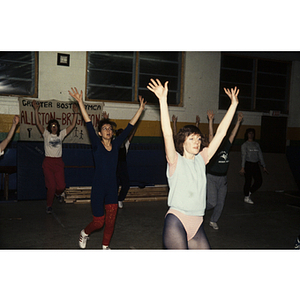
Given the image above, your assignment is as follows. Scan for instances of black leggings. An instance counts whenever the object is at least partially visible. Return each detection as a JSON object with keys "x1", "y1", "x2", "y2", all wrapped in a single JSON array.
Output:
[
  {"x1": 163, "y1": 213, "x2": 211, "y2": 249},
  {"x1": 244, "y1": 161, "x2": 262, "y2": 196}
]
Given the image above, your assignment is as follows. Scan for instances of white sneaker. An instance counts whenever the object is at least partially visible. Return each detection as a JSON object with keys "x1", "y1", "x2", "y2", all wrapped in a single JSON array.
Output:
[
  {"x1": 118, "y1": 201, "x2": 123, "y2": 208},
  {"x1": 209, "y1": 221, "x2": 219, "y2": 230},
  {"x1": 79, "y1": 230, "x2": 89, "y2": 249},
  {"x1": 244, "y1": 196, "x2": 254, "y2": 204},
  {"x1": 102, "y1": 245, "x2": 111, "y2": 250}
]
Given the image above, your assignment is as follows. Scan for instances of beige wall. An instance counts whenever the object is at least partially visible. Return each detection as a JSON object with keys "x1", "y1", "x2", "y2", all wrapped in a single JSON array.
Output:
[{"x1": 0, "y1": 51, "x2": 300, "y2": 141}]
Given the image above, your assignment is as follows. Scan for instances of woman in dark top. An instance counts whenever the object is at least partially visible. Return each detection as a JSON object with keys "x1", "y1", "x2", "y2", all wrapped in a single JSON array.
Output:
[{"x1": 69, "y1": 87, "x2": 146, "y2": 249}]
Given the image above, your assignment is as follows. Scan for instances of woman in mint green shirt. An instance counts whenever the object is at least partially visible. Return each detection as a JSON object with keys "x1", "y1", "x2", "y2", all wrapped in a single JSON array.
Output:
[{"x1": 147, "y1": 79, "x2": 239, "y2": 249}]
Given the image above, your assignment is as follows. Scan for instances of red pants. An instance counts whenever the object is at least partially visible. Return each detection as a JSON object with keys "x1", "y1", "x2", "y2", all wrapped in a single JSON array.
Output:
[
  {"x1": 84, "y1": 204, "x2": 118, "y2": 246},
  {"x1": 42, "y1": 157, "x2": 66, "y2": 207}
]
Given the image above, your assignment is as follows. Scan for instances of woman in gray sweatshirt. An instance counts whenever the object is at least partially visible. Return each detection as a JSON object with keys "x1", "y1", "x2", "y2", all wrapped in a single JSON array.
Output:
[{"x1": 239, "y1": 128, "x2": 268, "y2": 204}]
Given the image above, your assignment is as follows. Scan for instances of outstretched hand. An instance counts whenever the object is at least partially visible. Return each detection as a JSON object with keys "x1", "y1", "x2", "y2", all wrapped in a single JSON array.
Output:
[
  {"x1": 68, "y1": 87, "x2": 83, "y2": 104},
  {"x1": 172, "y1": 115, "x2": 178, "y2": 123},
  {"x1": 237, "y1": 112, "x2": 244, "y2": 122},
  {"x1": 207, "y1": 110, "x2": 214, "y2": 120},
  {"x1": 147, "y1": 79, "x2": 168, "y2": 100},
  {"x1": 32, "y1": 100, "x2": 40, "y2": 110},
  {"x1": 72, "y1": 103, "x2": 79, "y2": 113},
  {"x1": 102, "y1": 111, "x2": 109, "y2": 119},
  {"x1": 224, "y1": 86, "x2": 239, "y2": 105},
  {"x1": 138, "y1": 95, "x2": 147, "y2": 110},
  {"x1": 13, "y1": 115, "x2": 19, "y2": 125}
]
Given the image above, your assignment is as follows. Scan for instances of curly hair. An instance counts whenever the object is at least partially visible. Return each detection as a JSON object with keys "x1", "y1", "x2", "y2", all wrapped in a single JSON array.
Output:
[
  {"x1": 47, "y1": 119, "x2": 60, "y2": 136},
  {"x1": 97, "y1": 118, "x2": 117, "y2": 139},
  {"x1": 174, "y1": 125, "x2": 208, "y2": 156}
]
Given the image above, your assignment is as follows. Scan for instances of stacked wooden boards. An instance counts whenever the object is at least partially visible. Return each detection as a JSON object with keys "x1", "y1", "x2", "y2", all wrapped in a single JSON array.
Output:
[{"x1": 64, "y1": 185, "x2": 169, "y2": 204}]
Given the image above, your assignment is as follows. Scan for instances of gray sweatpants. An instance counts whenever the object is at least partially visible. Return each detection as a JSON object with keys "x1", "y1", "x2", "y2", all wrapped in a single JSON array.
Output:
[{"x1": 206, "y1": 173, "x2": 227, "y2": 223}]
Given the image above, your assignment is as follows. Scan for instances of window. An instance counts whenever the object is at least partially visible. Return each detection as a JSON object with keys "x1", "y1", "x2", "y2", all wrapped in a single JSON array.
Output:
[
  {"x1": 86, "y1": 51, "x2": 184, "y2": 105},
  {"x1": 0, "y1": 52, "x2": 38, "y2": 97},
  {"x1": 219, "y1": 53, "x2": 291, "y2": 113}
]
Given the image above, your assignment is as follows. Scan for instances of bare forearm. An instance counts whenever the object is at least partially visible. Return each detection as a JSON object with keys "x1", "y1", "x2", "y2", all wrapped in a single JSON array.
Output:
[
  {"x1": 208, "y1": 119, "x2": 214, "y2": 143},
  {"x1": 208, "y1": 103, "x2": 238, "y2": 159},
  {"x1": 129, "y1": 106, "x2": 144, "y2": 126},
  {"x1": 66, "y1": 113, "x2": 78, "y2": 135},
  {"x1": 215, "y1": 103, "x2": 238, "y2": 139},
  {"x1": 172, "y1": 121, "x2": 177, "y2": 135},
  {"x1": 160, "y1": 100, "x2": 172, "y2": 137},
  {"x1": 34, "y1": 109, "x2": 44, "y2": 133},
  {"x1": 229, "y1": 120, "x2": 241, "y2": 143}
]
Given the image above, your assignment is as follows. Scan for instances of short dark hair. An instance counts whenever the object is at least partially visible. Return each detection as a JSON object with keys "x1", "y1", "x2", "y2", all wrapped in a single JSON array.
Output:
[
  {"x1": 244, "y1": 128, "x2": 256, "y2": 141},
  {"x1": 174, "y1": 125, "x2": 207, "y2": 156},
  {"x1": 97, "y1": 118, "x2": 117, "y2": 139},
  {"x1": 47, "y1": 119, "x2": 60, "y2": 136}
]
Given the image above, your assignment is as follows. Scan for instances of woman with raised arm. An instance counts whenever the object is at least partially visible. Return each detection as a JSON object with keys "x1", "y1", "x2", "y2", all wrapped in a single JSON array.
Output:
[
  {"x1": 147, "y1": 79, "x2": 239, "y2": 249},
  {"x1": 68, "y1": 87, "x2": 146, "y2": 250},
  {"x1": 239, "y1": 127, "x2": 268, "y2": 204},
  {"x1": 32, "y1": 100, "x2": 78, "y2": 214}
]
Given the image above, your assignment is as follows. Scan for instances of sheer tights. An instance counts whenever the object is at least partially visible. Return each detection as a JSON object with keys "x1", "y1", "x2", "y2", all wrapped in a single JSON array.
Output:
[{"x1": 163, "y1": 213, "x2": 211, "y2": 249}]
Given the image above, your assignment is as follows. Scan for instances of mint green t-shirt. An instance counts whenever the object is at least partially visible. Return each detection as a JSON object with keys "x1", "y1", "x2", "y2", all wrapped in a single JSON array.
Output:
[{"x1": 166, "y1": 148, "x2": 208, "y2": 216}]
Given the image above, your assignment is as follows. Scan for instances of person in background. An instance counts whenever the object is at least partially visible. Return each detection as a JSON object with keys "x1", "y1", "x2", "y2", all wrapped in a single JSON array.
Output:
[
  {"x1": 102, "y1": 110, "x2": 139, "y2": 209},
  {"x1": 69, "y1": 88, "x2": 146, "y2": 250},
  {"x1": 147, "y1": 78, "x2": 239, "y2": 249},
  {"x1": 0, "y1": 115, "x2": 19, "y2": 156},
  {"x1": 239, "y1": 128, "x2": 268, "y2": 204},
  {"x1": 206, "y1": 110, "x2": 243, "y2": 230},
  {"x1": 32, "y1": 100, "x2": 78, "y2": 213}
]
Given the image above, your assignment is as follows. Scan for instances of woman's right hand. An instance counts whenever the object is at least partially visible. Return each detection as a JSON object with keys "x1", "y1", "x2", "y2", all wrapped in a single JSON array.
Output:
[
  {"x1": 239, "y1": 167, "x2": 245, "y2": 175},
  {"x1": 147, "y1": 78, "x2": 168, "y2": 101},
  {"x1": 68, "y1": 87, "x2": 83, "y2": 104}
]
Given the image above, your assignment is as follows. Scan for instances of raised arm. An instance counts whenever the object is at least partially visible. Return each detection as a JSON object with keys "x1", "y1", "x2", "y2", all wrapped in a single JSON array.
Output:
[
  {"x1": 32, "y1": 100, "x2": 45, "y2": 134},
  {"x1": 207, "y1": 87, "x2": 239, "y2": 161},
  {"x1": 207, "y1": 110, "x2": 215, "y2": 143},
  {"x1": 172, "y1": 115, "x2": 178, "y2": 135},
  {"x1": 0, "y1": 115, "x2": 19, "y2": 152},
  {"x1": 147, "y1": 79, "x2": 176, "y2": 164},
  {"x1": 195, "y1": 115, "x2": 200, "y2": 128},
  {"x1": 129, "y1": 95, "x2": 147, "y2": 126},
  {"x1": 68, "y1": 87, "x2": 91, "y2": 123},
  {"x1": 66, "y1": 103, "x2": 79, "y2": 135},
  {"x1": 229, "y1": 112, "x2": 243, "y2": 144}
]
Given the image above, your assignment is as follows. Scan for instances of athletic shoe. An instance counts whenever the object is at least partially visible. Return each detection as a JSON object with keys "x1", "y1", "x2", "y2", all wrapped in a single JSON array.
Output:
[
  {"x1": 102, "y1": 245, "x2": 111, "y2": 250},
  {"x1": 294, "y1": 237, "x2": 300, "y2": 249},
  {"x1": 244, "y1": 196, "x2": 254, "y2": 204},
  {"x1": 118, "y1": 201, "x2": 123, "y2": 208},
  {"x1": 79, "y1": 230, "x2": 89, "y2": 249},
  {"x1": 46, "y1": 206, "x2": 53, "y2": 214},
  {"x1": 56, "y1": 192, "x2": 65, "y2": 203},
  {"x1": 209, "y1": 221, "x2": 219, "y2": 230}
]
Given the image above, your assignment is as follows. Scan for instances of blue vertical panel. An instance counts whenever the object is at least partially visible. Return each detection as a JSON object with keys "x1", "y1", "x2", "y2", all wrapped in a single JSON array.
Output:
[{"x1": 17, "y1": 142, "x2": 46, "y2": 200}]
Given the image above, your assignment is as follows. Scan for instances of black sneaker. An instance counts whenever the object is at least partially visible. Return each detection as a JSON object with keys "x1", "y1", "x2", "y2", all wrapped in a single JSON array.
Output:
[
  {"x1": 294, "y1": 237, "x2": 300, "y2": 249},
  {"x1": 46, "y1": 206, "x2": 53, "y2": 214}
]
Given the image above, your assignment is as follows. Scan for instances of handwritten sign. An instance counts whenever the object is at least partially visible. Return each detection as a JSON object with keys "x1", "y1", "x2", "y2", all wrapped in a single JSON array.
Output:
[{"x1": 18, "y1": 98, "x2": 104, "y2": 144}]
